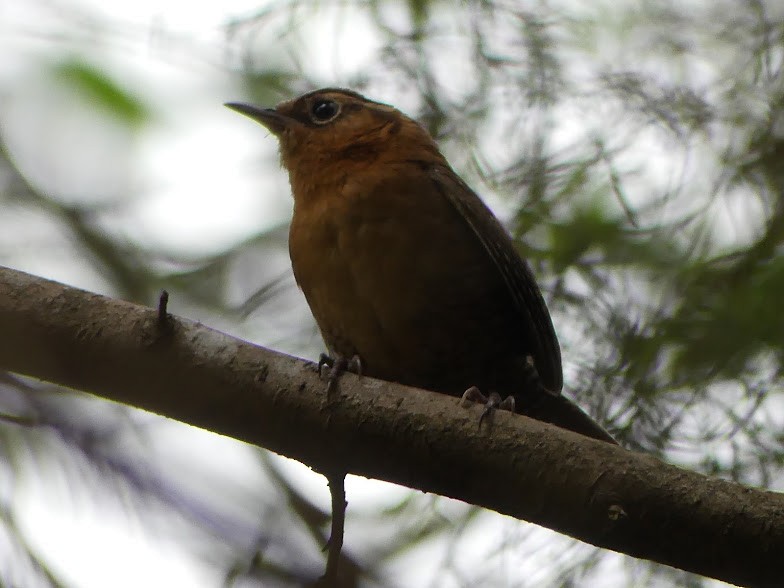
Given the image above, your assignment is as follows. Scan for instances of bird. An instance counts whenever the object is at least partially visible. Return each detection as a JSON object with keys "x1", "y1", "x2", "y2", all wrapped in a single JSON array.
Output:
[{"x1": 225, "y1": 88, "x2": 615, "y2": 445}]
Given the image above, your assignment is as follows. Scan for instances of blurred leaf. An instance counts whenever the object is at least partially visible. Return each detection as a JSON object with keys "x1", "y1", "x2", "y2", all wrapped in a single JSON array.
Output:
[
  {"x1": 407, "y1": 0, "x2": 431, "y2": 29},
  {"x1": 548, "y1": 203, "x2": 625, "y2": 270},
  {"x1": 665, "y1": 254, "x2": 784, "y2": 382},
  {"x1": 241, "y1": 69, "x2": 300, "y2": 106},
  {"x1": 52, "y1": 59, "x2": 150, "y2": 128}
]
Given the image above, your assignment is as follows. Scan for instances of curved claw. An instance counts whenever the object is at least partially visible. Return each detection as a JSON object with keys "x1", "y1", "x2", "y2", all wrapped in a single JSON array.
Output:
[
  {"x1": 346, "y1": 355, "x2": 363, "y2": 376},
  {"x1": 461, "y1": 387, "x2": 516, "y2": 429},
  {"x1": 318, "y1": 353, "x2": 335, "y2": 378},
  {"x1": 460, "y1": 385, "x2": 487, "y2": 407},
  {"x1": 318, "y1": 353, "x2": 363, "y2": 396}
]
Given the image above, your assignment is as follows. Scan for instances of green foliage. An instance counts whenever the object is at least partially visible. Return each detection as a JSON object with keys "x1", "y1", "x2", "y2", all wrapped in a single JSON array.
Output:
[
  {"x1": 549, "y1": 203, "x2": 626, "y2": 271},
  {"x1": 52, "y1": 59, "x2": 150, "y2": 128},
  {"x1": 665, "y1": 252, "x2": 784, "y2": 383}
]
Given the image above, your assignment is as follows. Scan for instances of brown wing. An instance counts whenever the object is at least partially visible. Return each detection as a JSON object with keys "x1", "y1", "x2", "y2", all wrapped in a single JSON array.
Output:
[{"x1": 428, "y1": 165, "x2": 564, "y2": 393}]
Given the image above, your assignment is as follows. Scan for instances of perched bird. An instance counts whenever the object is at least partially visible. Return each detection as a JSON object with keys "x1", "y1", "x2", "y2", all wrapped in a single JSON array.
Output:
[{"x1": 226, "y1": 89, "x2": 615, "y2": 445}]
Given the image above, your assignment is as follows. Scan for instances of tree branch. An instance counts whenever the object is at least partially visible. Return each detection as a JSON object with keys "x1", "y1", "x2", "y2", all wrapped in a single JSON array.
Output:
[{"x1": 0, "y1": 265, "x2": 782, "y2": 587}]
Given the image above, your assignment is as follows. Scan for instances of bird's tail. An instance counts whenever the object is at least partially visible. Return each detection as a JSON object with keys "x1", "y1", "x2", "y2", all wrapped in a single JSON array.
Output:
[{"x1": 519, "y1": 392, "x2": 618, "y2": 445}]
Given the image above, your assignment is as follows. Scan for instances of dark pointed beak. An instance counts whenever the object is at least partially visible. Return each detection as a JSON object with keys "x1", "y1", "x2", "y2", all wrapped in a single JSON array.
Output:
[{"x1": 224, "y1": 102, "x2": 289, "y2": 135}]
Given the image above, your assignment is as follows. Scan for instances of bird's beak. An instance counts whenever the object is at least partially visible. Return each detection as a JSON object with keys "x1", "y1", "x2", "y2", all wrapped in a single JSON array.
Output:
[{"x1": 224, "y1": 102, "x2": 289, "y2": 135}]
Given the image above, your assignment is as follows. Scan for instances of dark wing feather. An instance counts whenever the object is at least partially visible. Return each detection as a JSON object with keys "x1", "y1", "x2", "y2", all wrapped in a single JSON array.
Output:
[{"x1": 428, "y1": 165, "x2": 564, "y2": 392}]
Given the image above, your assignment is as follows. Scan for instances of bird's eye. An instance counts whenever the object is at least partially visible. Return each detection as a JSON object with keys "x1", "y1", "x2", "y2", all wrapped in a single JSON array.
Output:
[{"x1": 310, "y1": 99, "x2": 340, "y2": 124}]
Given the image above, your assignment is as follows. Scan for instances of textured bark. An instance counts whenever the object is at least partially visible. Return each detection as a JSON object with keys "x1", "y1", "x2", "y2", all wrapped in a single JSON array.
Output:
[{"x1": 0, "y1": 265, "x2": 782, "y2": 587}]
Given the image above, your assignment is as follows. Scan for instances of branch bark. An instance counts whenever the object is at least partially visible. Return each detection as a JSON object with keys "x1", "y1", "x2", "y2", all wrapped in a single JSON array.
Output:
[{"x1": 0, "y1": 265, "x2": 782, "y2": 587}]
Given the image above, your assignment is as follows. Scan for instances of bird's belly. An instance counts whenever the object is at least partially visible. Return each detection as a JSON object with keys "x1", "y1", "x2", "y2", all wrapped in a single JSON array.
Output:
[{"x1": 289, "y1": 194, "x2": 523, "y2": 396}]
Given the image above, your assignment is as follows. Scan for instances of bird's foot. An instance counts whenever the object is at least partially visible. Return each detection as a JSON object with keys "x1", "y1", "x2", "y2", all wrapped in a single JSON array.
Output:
[
  {"x1": 460, "y1": 386, "x2": 515, "y2": 429},
  {"x1": 318, "y1": 353, "x2": 363, "y2": 396}
]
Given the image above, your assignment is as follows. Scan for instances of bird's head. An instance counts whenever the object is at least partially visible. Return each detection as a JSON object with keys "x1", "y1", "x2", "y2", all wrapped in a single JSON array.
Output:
[{"x1": 226, "y1": 88, "x2": 444, "y2": 188}]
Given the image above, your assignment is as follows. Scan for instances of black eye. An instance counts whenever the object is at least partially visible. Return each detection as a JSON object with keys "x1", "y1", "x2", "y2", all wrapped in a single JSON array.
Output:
[{"x1": 310, "y1": 99, "x2": 340, "y2": 123}]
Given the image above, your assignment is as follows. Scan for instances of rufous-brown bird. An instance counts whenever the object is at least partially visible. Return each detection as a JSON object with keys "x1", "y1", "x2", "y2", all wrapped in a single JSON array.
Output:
[{"x1": 226, "y1": 89, "x2": 615, "y2": 445}]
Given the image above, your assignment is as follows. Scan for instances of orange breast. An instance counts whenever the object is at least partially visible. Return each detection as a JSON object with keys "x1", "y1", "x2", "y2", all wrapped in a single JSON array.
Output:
[{"x1": 288, "y1": 161, "x2": 525, "y2": 395}]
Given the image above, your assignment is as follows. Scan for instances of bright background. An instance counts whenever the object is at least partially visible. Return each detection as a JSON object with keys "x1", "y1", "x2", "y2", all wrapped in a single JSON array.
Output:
[{"x1": 2, "y1": 1, "x2": 783, "y2": 586}]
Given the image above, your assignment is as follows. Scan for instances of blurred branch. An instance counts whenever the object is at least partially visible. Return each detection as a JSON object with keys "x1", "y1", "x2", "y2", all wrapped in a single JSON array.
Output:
[
  {"x1": 0, "y1": 265, "x2": 782, "y2": 588},
  {"x1": 0, "y1": 139, "x2": 153, "y2": 302},
  {"x1": 0, "y1": 502, "x2": 68, "y2": 588}
]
